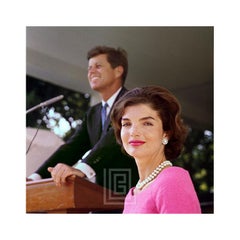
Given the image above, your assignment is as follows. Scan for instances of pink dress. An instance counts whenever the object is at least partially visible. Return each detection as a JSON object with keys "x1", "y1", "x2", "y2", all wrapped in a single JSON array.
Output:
[{"x1": 123, "y1": 166, "x2": 201, "y2": 213}]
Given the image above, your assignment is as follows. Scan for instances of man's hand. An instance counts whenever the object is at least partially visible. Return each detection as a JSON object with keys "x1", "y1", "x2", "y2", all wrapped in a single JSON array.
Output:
[
  {"x1": 48, "y1": 163, "x2": 85, "y2": 186},
  {"x1": 26, "y1": 177, "x2": 33, "y2": 182}
]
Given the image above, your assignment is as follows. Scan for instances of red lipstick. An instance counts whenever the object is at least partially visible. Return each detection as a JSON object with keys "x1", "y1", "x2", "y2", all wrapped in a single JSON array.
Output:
[{"x1": 129, "y1": 140, "x2": 145, "y2": 146}]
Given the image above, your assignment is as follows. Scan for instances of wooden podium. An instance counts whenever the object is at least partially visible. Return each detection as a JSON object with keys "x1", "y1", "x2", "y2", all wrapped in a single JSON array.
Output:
[{"x1": 26, "y1": 176, "x2": 124, "y2": 213}]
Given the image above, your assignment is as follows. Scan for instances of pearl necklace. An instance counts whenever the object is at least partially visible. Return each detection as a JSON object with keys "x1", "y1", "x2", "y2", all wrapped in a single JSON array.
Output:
[{"x1": 136, "y1": 160, "x2": 172, "y2": 190}]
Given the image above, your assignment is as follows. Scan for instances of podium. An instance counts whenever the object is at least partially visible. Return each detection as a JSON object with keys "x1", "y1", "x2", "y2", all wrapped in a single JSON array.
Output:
[{"x1": 26, "y1": 176, "x2": 124, "y2": 213}]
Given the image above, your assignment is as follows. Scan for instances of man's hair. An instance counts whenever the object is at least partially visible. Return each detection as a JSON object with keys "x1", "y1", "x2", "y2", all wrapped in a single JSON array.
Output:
[{"x1": 87, "y1": 46, "x2": 128, "y2": 83}]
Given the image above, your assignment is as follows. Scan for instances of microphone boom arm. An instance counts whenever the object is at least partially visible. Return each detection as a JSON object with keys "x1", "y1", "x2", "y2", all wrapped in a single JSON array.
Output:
[{"x1": 26, "y1": 95, "x2": 64, "y2": 114}]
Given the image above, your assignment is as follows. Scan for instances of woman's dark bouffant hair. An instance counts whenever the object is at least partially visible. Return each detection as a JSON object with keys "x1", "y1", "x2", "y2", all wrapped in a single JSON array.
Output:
[{"x1": 110, "y1": 86, "x2": 189, "y2": 160}]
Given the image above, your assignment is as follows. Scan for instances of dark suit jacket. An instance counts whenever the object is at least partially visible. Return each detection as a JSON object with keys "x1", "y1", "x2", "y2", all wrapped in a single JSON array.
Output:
[{"x1": 35, "y1": 87, "x2": 139, "y2": 194}]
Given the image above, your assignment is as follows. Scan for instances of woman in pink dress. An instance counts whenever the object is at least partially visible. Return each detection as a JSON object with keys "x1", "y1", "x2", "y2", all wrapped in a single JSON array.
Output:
[{"x1": 111, "y1": 86, "x2": 201, "y2": 213}]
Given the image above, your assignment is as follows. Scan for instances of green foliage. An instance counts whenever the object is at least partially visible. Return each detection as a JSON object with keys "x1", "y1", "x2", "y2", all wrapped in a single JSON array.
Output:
[
  {"x1": 26, "y1": 76, "x2": 90, "y2": 141},
  {"x1": 26, "y1": 76, "x2": 213, "y2": 212},
  {"x1": 175, "y1": 128, "x2": 213, "y2": 208}
]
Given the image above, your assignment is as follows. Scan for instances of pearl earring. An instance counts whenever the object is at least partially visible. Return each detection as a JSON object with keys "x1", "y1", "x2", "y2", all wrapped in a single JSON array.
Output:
[{"x1": 162, "y1": 137, "x2": 168, "y2": 145}]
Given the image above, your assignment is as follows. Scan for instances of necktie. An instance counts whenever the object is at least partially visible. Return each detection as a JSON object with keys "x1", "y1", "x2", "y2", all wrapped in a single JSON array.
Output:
[{"x1": 101, "y1": 103, "x2": 108, "y2": 130}]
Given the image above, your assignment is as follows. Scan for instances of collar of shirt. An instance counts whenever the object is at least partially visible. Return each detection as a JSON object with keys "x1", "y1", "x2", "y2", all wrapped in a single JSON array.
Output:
[{"x1": 102, "y1": 87, "x2": 122, "y2": 115}]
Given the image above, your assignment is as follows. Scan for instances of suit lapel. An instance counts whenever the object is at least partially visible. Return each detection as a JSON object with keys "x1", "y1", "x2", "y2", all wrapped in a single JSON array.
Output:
[
  {"x1": 91, "y1": 104, "x2": 103, "y2": 142},
  {"x1": 102, "y1": 87, "x2": 128, "y2": 133}
]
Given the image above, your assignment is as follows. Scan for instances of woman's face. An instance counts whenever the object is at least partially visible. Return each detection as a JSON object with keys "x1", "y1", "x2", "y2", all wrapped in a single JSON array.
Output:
[{"x1": 120, "y1": 103, "x2": 167, "y2": 161}]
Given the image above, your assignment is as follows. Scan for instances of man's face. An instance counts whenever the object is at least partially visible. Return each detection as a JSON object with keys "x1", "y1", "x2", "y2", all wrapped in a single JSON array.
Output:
[{"x1": 88, "y1": 54, "x2": 118, "y2": 92}]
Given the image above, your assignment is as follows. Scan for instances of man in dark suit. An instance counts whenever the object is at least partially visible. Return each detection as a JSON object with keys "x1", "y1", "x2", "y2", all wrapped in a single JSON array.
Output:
[{"x1": 27, "y1": 46, "x2": 138, "y2": 195}]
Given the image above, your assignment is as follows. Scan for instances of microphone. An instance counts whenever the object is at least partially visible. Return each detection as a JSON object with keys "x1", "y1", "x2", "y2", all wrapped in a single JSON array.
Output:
[{"x1": 26, "y1": 95, "x2": 64, "y2": 114}]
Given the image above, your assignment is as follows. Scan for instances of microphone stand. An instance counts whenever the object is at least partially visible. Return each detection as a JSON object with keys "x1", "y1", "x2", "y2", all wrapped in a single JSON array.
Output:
[
  {"x1": 26, "y1": 95, "x2": 64, "y2": 154},
  {"x1": 26, "y1": 106, "x2": 49, "y2": 154},
  {"x1": 26, "y1": 95, "x2": 64, "y2": 114},
  {"x1": 26, "y1": 104, "x2": 44, "y2": 115}
]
